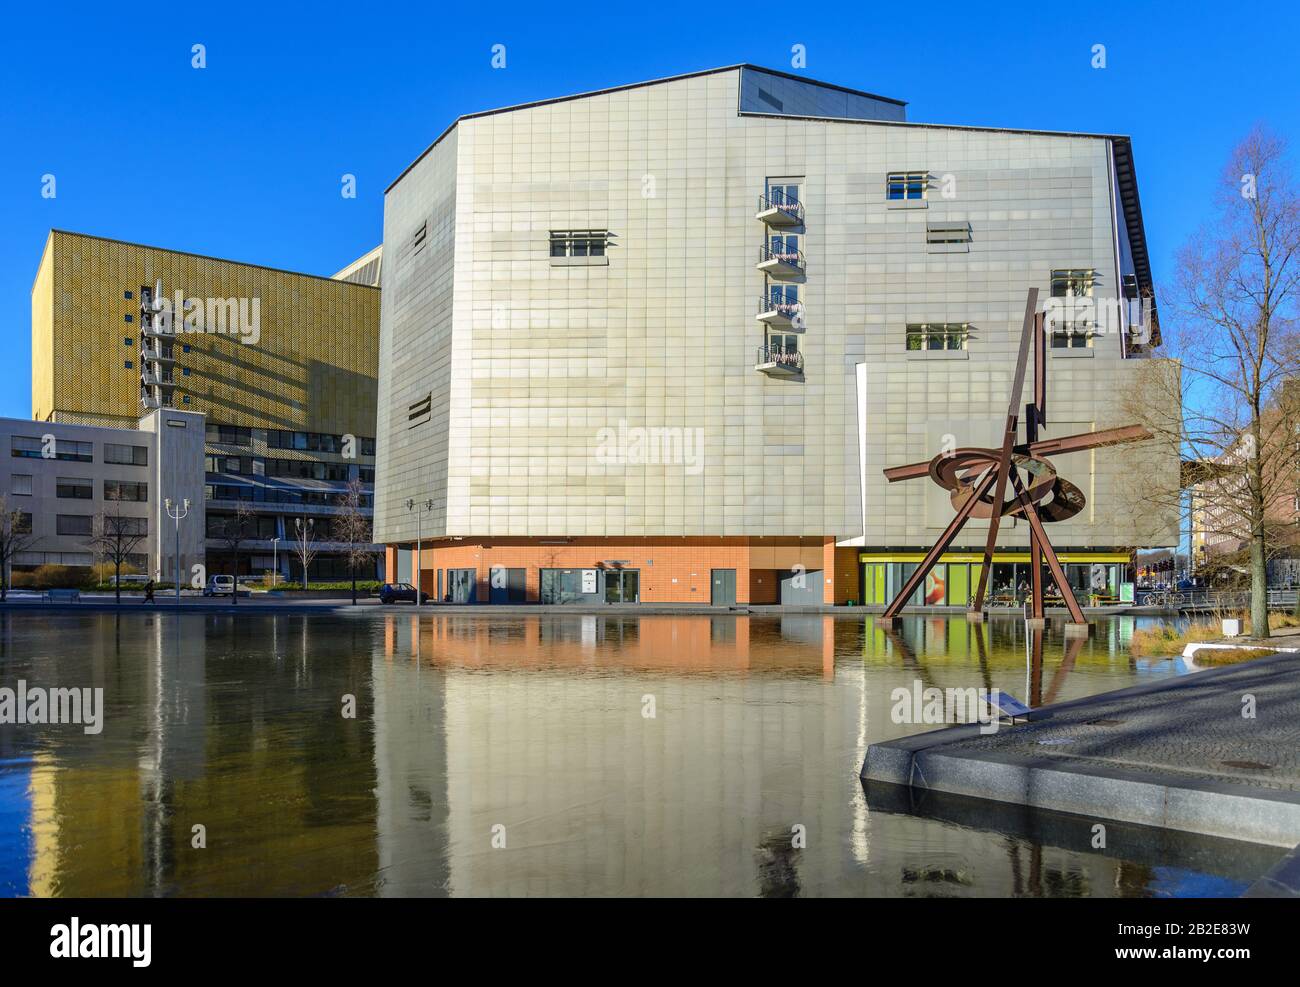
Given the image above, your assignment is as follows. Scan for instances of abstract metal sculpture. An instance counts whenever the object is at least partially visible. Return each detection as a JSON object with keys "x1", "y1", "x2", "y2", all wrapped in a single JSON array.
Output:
[{"x1": 880, "y1": 288, "x2": 1151, "y2": 624}]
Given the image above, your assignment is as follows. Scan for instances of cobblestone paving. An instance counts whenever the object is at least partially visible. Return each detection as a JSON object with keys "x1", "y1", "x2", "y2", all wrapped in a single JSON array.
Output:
[{"x1": 947, "y1": 655, "x2": 1300, "y2": 791}]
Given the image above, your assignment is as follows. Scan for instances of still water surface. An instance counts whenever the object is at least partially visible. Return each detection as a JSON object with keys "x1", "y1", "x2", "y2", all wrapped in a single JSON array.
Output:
[{"x1": 0, "y1": 611, "x2": 1279, "y2": 897}]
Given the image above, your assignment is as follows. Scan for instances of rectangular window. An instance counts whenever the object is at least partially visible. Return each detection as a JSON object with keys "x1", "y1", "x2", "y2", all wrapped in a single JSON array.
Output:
[
  {"x1": 56, "y1": 514, "x2": 93, "y2": 536},
  {"x1": 1050, "y1": 269, "x2": 1096, "y2": 297},
  {"x1": 14, "y1": 513, "x2": 33, "y2": 535},
  {"x1": 104, "y1": 443, "x2": 148, "y2": 466},
  {"x1": 11, "y1": 474, "x2": 32, "y2": 496},
  {"x1": 926, "y1": 222, "x2": 971, "y2": 244},
  {"x1": 887, "y1": 171, "x2": 927, "y2": 201},
  {"x1": 14, "y1": 437, "x2": 94, "y2": 462},
  {"x1": 906, "y1": 323, "x2": 970, "y2": 351},
  {"x1": 549, "y1": 230, "x2": 610, "y2": 259},
  {"x1": 205, "y1": 424, "x2": 252, "y2": 447},
  {"x1": 56, "y1": 477, "x2": 93, "y2": 499},
  {"x1": 105, "y1": 480, "x2": 148, "y2": 502},
  {"x1": 1050, "y1": 269, "x2": 1098, "y2": 348}
]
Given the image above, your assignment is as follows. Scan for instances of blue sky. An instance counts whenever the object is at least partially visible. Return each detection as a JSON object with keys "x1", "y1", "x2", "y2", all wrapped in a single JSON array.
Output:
[{"x1": 2, "y1": 0, "x2": 1297, "y2": 420}]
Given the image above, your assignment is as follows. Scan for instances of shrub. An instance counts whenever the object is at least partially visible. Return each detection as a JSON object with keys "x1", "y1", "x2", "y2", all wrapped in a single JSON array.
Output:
[{"x1": 11, "y1": 565, "x2": 98, "y2": 589}]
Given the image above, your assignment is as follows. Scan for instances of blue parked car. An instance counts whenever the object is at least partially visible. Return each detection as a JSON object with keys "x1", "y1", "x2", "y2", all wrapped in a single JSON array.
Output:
[{"x1": 378, "y1": 583, "x2": 428, "y2": 605}]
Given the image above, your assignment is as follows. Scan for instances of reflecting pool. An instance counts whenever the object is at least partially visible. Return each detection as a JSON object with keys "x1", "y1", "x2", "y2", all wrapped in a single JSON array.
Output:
[{"x1": 0, "y1": 611, "x2": 1279, "y2": 897}]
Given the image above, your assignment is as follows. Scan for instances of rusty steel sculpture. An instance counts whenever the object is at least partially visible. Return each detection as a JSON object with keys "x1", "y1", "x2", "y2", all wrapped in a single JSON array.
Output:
[{"x1": 880, "y1": 288, "x2": 1152, "y2": 624}]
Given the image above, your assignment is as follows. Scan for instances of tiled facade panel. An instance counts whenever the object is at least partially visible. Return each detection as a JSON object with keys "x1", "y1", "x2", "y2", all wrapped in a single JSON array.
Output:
[
  {"x1": 32, "y1": 231, "x2": 379, "y2": 435},
  {"x1": 373, "y1": 132, "x2": 459, "y2": 545},
  {"x1": 377, "y1": 67, "x2": 1178, "y2": 553}
]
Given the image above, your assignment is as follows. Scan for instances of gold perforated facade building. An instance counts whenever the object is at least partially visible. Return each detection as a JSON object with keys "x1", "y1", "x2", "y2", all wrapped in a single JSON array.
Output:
[{"x1": 30, "y1": 230, "x2": 382, "y2": 580}]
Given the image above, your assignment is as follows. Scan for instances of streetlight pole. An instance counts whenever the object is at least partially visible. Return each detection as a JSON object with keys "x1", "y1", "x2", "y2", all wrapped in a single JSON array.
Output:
[
  {"x1": 271, "y1": 536, "x2": 280, "y2": 587},
  {"x1": 406, "y1": 498, "x2": 434, "y2": 604},
  {"x1": 164, "y1": 497, "x2": 190, "y2": 605}
]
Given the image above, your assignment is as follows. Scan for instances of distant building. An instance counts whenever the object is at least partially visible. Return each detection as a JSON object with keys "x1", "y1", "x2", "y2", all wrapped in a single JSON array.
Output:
[
  {"x1": 1, "y1": 409, "x2": 205, "y2": 580},
  {"x1": 30, "y1": 230, "x2": 382, "y2": 580},
  {"x1": 373, "y1": 64, "x2": 1178, "y2": 605}
]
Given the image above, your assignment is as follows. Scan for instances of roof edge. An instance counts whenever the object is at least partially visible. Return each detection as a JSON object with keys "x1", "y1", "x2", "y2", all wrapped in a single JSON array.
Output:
[{"x1": 385, "y1": 63, "x2": 908, "y2": 194}]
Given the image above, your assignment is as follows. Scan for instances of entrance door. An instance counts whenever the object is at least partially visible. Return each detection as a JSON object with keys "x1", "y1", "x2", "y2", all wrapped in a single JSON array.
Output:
[
  {"x1": 711, "y1": 568, "x2": 737, "y2": 606},
  {"x1": 604, "y1": 569, "x2": 641, "y2": 603}
]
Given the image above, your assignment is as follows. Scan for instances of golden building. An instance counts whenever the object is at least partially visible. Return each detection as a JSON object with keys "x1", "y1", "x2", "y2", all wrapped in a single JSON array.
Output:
[{"x1": 30, "y1": 229, "x2": 382, "y2": 580}]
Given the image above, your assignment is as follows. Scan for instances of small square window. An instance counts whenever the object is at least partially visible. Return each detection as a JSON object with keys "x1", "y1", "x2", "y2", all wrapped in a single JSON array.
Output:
[
  {"x1": 124, "y1": 290, "x2": 133, "y2": 300},
  {"x1": 182, "y1": 367, "x2": 190, "y2": 376},
  {"x1": 124, "y1": 337, "x2": 133, "y2": 346},
  {"x1": 182, "y1": 396, "x2": 190, "y2": 404},
  {"x1": 124, "y1": 360, "x2": 133, "y2": 369},
  {"x1": 182, "y1": 345, "x2": 191, "y2": 353},
  {"x1": 124, "y1": 313, "x2": 133, "y2": 323}
]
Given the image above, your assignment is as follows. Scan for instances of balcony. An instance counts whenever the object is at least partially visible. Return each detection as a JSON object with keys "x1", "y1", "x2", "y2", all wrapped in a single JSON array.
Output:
[
  {"x1": 140, "y1": 346, "x2": 175, "y2": 365},
  {"x1": 755, "y1": 346, "x2": 804, "y2": 379},
  {"x1": 756, "y1": 244, "x2": 805, "y2": 280},
  {"x1": 140, "y1": 391, "x2": 161, "y2": 410},
  {"x1": 756, "y1": 295, "x2": 804, "y2": 330},
  {"x1": 755, "y1": 192, "x2": 803, "y2": 228}
]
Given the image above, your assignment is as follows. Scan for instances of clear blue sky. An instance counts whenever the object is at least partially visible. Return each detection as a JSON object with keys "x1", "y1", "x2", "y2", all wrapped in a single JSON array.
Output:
[{"x1": 2, "y1": 1, "x2": 1297, "y2": 420}]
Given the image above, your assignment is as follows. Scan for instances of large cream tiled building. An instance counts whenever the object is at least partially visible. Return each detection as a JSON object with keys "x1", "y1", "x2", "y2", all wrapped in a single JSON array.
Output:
[{"x1": 375, "y1": 65, "x2": 1178, "y2": 606}]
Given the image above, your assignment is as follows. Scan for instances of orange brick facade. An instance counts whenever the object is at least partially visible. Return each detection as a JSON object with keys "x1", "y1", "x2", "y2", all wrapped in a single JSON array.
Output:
[{"x1": 382, "y1": 536, "x2": 863, "y2": 605}]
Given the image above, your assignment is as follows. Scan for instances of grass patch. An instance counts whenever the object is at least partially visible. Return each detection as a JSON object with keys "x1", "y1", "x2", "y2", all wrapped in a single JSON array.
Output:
[
  {"x1": 1190, "y1": 647, "x2": 1281, "y2": 665},
  {"x1": 1130, "y1": 611, "x2": 1300, "y2": 657}
]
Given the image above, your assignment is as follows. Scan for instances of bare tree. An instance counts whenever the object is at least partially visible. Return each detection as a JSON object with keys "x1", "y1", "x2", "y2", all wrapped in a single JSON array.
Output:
[
  {"x1": 213, "y1": 501, "x2": 257, "y2": 606},
  {"x1": 1122, "y1": 126, "x2": 1300, "y2": 637},
  {"x1": 86, "y1": 492, "x2": 149, "y2": 605},
  {"x1": 335, "y1": 478, "x2": 378, "y2": 605},
  {"x1": 0, "y1": 495, "x2": 37, "y2": 602},
  {"x1": 292, "y1": 513, "x2": 320, "y2": 590}
]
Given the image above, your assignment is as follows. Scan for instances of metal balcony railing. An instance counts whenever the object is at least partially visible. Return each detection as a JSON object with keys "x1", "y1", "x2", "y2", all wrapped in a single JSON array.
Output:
[
  {"x1": 756, "y1": 346, "x2": 803, "y2": 372},
  {"x1": 756, "y1": 192, "x2": 804, "y2": 225},
  {"x1": 757, "y1": 295, "x2": 802, "y2": 321},
  {"x1": 757, "y1": 244, "x2": 805, "y2": 273}
]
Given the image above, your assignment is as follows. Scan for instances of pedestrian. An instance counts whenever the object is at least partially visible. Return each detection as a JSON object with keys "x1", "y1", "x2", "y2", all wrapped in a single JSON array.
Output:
[{"x1": 142, "y1": 578, "x2": 155, "y2": 603}]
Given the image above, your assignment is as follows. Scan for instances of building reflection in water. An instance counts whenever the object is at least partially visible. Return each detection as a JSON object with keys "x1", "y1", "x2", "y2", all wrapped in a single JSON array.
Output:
[{"x1": 0, "y1": 611, "x2": 1274, "y2": 897}]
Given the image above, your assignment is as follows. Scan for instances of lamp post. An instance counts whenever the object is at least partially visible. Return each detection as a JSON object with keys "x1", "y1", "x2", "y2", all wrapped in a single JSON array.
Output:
[
  {"x1": 164, "y1": 497, "x2": 190, "y2": 605},
  {"x1": 406, "y1": 498, "x2": 434, "y2": 604},
  {"x1": 271, "y1": 536, "x2": 280, "y2": 587}
]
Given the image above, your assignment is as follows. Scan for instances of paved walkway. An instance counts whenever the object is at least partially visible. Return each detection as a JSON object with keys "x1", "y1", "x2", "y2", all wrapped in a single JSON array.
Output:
[{"x1": 863, "y1": 652, "x2": 1300, "y2": 848}]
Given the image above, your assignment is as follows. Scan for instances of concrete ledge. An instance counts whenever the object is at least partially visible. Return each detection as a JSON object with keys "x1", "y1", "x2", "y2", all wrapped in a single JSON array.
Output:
[
  {"x1": 1244, "y1": 842, "x2": 1300, "y2": 897},
  {"x1": 862, "y1": 651, "x2": 1300, "y2": 848}
]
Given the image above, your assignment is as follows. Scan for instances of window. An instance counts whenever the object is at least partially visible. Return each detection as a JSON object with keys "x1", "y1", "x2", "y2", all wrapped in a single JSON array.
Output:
[
  {"x1": 206, "y1": 424, "x2": 252, "y2": 447},
  {"x1": 264, "y1": 458, "x2": 350, "y2": 482},
  {"x1": 104, "y1": 443, "x2": 148, "y2": 466},
  {"x1": 906, "y1": 323, "x2": 970, "y2": 351},
  {"x1": 124, "y1": 360, "x2": 134, "y2": 370},
  {"x1": 887, "y1": 172, "x2": 927, "y2": 201},
  {"x1": 11, "y1": 474, "x2": 32, "y2": 496},
  {"x1": 56, "y1": 477, "x2": 93, "y2": 499},
  {"x1": 14, "y1": 513, "x2": 32, "y2": 535},
  {"x1": 1050, "y1": 269, "x2": 1097, "y2": 348},
  {"x1": 206, "y1": 455, "x2": 250, "y2": 475},
  {"x1": 57, "y1": 440, "x2": 94, "y2": 462},
  {"x1": 124, "y1": 313, "x2": 133, "y2": 323},
  {"x1": 408, "y1": 393, "x2": 432, "y2": 428},
  {"x1": 56, "y1": 514, "x2": 93, "y2": 536},
  {"x1": 926, "y1": 222, "x2": 971, "y2": 244},
  {"x1": 1051, "y1": 269, "x2": 1096, "y2": 298},
  {"x1": 549, "y1": 230, "x2": 610, "y2": 259},
  {"x1": 411, "y1": 220, "x2": 428, "y2": 255},
  {"x1": 105, "y1": 480, "x2": 148, "y2": 502},
  {"x1": 124, "y1": 337, "x2": 133, "y2": 346},
  {"x1": 124, "y1": 290, "x2": 133, "y2": 300},
  {"x1": 359, "y1": 467, "x2": 375, "y2": 483}
]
